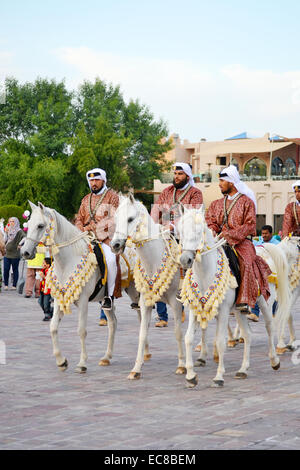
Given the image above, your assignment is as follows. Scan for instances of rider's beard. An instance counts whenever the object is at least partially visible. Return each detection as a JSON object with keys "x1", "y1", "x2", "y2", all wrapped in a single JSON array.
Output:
[{"x1": 173, "y1": 176, "x2": 188, "y2": 189}]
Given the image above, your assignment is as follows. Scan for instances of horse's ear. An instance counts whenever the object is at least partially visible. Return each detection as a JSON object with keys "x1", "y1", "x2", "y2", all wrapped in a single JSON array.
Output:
[
  {"x1": 28, "y1": 201, "x2": 37, "y2": 212},
  {"x1": 179, "y1": 205, "x2": 185, "y2": 217},
  {"x1": 128, "y1": 192, "x2": 135, "y2": 204},
  {"x1": 38, "y1": 202, "x2": 45, "y2": 212}
]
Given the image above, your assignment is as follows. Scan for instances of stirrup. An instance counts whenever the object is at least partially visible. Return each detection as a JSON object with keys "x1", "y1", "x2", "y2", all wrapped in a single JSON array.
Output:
[
  {"x1": 102, "y1": 296, "x2": 114, "y2": 310},
  {"x1": 176, "y1": 290, "x2": 182, "y2": 302}
]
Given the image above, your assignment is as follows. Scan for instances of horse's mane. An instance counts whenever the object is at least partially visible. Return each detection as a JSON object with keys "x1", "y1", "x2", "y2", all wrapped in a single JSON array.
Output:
[{"x1": 50, "y1": 208, "x2": 88, "y2": 256}]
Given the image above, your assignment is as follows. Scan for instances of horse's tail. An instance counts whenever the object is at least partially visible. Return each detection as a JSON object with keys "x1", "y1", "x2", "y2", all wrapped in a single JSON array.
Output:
[{"x1": 261, "y1": 243, "x2": 291, "y2": 338}]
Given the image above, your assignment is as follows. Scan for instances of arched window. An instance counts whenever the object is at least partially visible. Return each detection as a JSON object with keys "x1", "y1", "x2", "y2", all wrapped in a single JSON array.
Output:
[
  {"x1": 285, "y1": 157, "x2": 296, "y2": 176},
  {"x1": 244, "y1": 157, "x2": 266, "y2": 179},
  {"x1": 271, "y1": 157, "x2": 283, "y2": 176}
]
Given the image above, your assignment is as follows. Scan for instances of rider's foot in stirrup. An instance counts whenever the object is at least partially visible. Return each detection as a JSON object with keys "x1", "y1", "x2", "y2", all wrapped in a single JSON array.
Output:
[
  {"x1": 102, "y1": 296, "x2": 114, "y2": 310},
  {"x1": 176, "y1": 290, "x2": 182, "y2": 302}
]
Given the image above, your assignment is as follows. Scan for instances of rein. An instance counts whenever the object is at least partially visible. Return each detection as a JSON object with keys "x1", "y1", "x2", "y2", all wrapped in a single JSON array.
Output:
[{"x1": 27, "y1": 209, "x2": 95, "y2": 254}]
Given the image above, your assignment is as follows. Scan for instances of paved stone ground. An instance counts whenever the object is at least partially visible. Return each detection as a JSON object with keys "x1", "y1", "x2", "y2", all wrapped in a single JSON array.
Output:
[{"x1": 0, "y1": 287, "x2": 300, "y2": 450}]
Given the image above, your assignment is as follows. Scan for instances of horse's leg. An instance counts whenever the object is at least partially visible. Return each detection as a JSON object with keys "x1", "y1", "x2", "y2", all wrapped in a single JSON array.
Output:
[
  {"x1": 287, "y1": 314, "x2": 297, "y2": 350},
  {"x1": 195, "y1": 327, "x2": 208, "y2": 366},
  {"x1": 211, "y1": 307, "x2": 228, "y2": 387},
  {"x1": 169, "y1": 297, "x2": 186, "y2": 375},
  {"x1": 99, "y1": 304, "x2": 117, "y2": 366},
  {"x1": 234, "y1": 310, "x2": 251, "y2": 379},
  {"x1": 128, "y1": 297, "x2": 152, "y2": 380},
  {"x1": 227, "y1": 319, "x2": 238, "y2": 348},
  {"x1": 136, "y1": 308, "x2": 151, "y2": 361},
  {"x1": 126, "y1": 284, "x2": 151, "y2": 361},
  {"x1": 75, "y1": 297, "x2": 89, "y2": 373},
  {"x1": 185, "y1": 310, "x2": 198, "y2": 388},
  {"x1": 258, "y1": 294, "x2": 280, "y2": 370},
  {"x1": 49, "y1": 300, "x2": 67, "y2": 370}
]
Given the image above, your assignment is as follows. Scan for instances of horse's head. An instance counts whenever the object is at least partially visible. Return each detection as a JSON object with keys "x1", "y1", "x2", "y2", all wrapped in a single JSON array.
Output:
[
  {"x1": 280, "y1": 236, "x2": 300, "y2": 266},
  {"x1": 111, "y1": 193, "x2": 144, "y2": 254},
  {"x1": 20, "y1": 201, "x2": 52, "y2": 259},
  {"x1": 177, "y1": 206, "x2": 206, "y2": 269}
]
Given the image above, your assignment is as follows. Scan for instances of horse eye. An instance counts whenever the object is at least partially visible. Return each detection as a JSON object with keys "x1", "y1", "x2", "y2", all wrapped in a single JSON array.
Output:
[
  {"x1": 37, "y1": 224, "x2": 45, "y2": 230},
  {"x1": 128, "y1": 217, "x2": 134, "y2": 223}
]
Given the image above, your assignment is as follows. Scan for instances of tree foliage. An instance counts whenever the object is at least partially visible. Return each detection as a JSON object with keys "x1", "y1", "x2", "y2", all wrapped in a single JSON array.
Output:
[{"x1": 0, "y1": 76, "x2": 172, "y2": 218}]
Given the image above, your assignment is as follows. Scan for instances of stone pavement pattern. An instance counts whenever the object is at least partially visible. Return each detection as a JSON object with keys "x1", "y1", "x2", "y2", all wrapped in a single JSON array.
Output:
[{"x1": 0, "y1": 288, "x2": 300, "y2": 450}]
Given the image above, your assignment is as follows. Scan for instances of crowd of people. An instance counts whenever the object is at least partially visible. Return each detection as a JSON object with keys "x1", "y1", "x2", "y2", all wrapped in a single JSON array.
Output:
[{"x1": 1, "y1": 163, "x2": 300, "y2": 328}]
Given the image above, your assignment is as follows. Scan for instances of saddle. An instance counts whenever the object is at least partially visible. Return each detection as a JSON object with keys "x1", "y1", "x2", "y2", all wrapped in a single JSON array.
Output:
[
  {"x1": 89, "y1": 242, "x2": 108, "y2": 301},
  {"x1": 89, "y1": 242, "x2": 122, "y2": 301}
]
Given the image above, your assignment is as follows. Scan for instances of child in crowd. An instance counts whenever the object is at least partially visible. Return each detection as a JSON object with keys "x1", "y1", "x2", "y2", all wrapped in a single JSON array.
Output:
[{"x1": 38, "y1": 257, "x2": 53, "y2": 321}]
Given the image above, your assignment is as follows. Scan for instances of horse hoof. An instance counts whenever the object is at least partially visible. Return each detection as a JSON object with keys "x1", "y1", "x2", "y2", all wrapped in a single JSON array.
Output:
[
  {"x1": 239, "y1": 338, "x2": 244, "y2": 343},
  {"x1": 98, "y1": 359, "x2": 110, "y2": 366},
  {"x1": 235, "y1": 372, "x2": 247, "y2": 379},
  {"x1": 75, "y1": 366, "x2": 87, "y2": 374},
  {"x1": 213, "y1": 355, "x2": 219, "y2": 364},
  {"x1": 272, "y1": 361, "x2": 280, "y2": 371},
  {"x1": 128, "y1": 371, "x2": 141, "y2": 380},
  {"x1": 144, "y1": 353, "x2": 152, "y2": 362},
  {"x1": 195, "y1": 359, "x2": 206, "y2": 367},
  {"x1": 287, "y1": 344, "x2": 296, "y2": 351},
  {"x1": 194, "y1": 344, "x2": 202, "y2": 352},
  {"x1": 228, "y1": 340, "x2": 237, "y2": 348},
  {"x1": 276, "y1": 346, "x2": 288, "y2": 355},
  {"x1": 176, "y1": 366, "x2": 187, "y2": 375},
  {"x1": 211, "y1": 379, "x2": 224, "y2": 388},
  {"x1": 58, "y1": 359, "x2": 68, "y2": 371},
  {"x1": 186, "y1": 375, "x2": 198, "y2": 388}
]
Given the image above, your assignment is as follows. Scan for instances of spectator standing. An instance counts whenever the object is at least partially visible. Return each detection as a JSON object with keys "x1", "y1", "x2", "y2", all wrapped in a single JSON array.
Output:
[
  {"x1": 3, "y1": 217, "x2": 25, "y2": 290},
  {"x1": 38, "y1": 258, "x2": 53, "y2": 321},
  {"x1": 24, "y1": 245, "x2": 45, "y2": 298},
  {"x1": 0, "y1": 227, "x2": 5, "y2": 291},
  {"x1": 248, "y1": 225, "x2": 280, "y2": 322}
]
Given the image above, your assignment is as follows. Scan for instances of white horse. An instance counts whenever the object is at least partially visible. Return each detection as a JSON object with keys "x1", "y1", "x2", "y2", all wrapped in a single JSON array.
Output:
[
  {"x1": 273, "y1": 237, "x2": 300, "y2": 354},
  {"x1": 110, "y1": 194, "x2": 186, "y2": 380},
  {"x1": 20, "y1": 201, "x2": 144, "y2": 373},
  {"x1": 178, "y1": 207, "x2": 290, "y2": 388}
]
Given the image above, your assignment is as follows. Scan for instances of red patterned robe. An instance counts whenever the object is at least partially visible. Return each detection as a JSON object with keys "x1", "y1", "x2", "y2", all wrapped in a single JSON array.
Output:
[
  {"x1": 151, "y1": 185, "x2": 203, "y2": 228},
  {"x1": 75, "y1": 189, "x2": 121, "y2": 297},
  {"x1": 205, "y1": 194, "x2": 271, "y2": 308},
  {"x1": 75, "y1": 189, "x2": 119, "y2": 244},
  {"x1": 282, "y1": 202, "x2": 300, "y2": 238}
]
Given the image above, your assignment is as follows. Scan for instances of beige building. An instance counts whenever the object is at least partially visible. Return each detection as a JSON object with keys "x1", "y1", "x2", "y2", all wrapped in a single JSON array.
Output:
[{"x1": 154, "y1": 132, "x2": 300, "y2": 233}]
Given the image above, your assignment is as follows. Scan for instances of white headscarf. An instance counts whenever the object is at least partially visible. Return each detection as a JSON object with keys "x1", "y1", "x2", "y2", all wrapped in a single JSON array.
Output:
[
  {"x1": 292, "y1": 180, "x2": 300, "y2": 191},
  {"x1": 86, "y1": 168, "x2": 107, "y2": 193},
  {"x1": 173, "y1": 162, "x2": 195, "y2": 187},
  {"x1": 219, "y1": 165, "x2": 257, "y2": 211}
]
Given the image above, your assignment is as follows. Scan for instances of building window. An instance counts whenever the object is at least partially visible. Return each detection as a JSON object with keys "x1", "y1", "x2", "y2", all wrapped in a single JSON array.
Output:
[
  {"x1": 273, "y1": 214, "x2": 283, "y2": 236},
  {"x1": 285, "y1": 157, "x2": 296, "y2": 177},
  {"x1": 244, "y1": 157, "x2": 266, "y2": 179},
  {"x1": 256, "y1": 215, "x2": 266, "y2": 234},
  {"x1": 271, "y1": 157, "x2": 283, "y2": 176},
  {"x1": 216, "y1": 156, "x2": 227, "y2": 166}
]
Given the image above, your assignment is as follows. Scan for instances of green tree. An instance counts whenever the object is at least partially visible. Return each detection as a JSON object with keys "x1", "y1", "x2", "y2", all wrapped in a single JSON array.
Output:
[
  {"x1": 0, "y1": 77, "x2": 75, "y2": 158},
  {"x1": 0, "y1": 150, "x2": 68, "y2": 214}
]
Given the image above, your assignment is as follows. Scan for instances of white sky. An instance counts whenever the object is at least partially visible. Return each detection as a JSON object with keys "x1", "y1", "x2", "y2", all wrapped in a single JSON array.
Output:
[{"x1": 1, "y1": 0, "x2": 300, "y2": 141}]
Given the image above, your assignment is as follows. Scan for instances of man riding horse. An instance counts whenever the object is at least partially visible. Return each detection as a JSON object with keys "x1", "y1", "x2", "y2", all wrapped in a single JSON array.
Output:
[
  {"x1": 75, "y1": 168, "x2": 119, "y2": 310},
  {"x1": 205, "y1": 165, "x2": 272, "y2": 314},
  {"x1": 282, "y1": 180, "x2": 300, "y2": 238}
]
